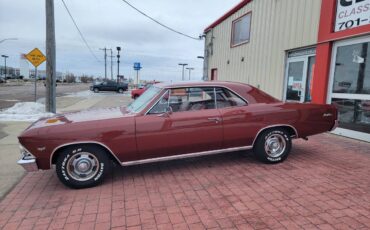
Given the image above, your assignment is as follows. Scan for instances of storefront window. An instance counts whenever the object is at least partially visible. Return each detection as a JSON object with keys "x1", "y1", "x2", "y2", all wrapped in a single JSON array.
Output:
[
  {"x1": 286, "y1": 61, "x2": 304, "y2": 101},
  {"x1": 332, "y1": 42, "x2": 370, "y2": 94},
  {"x1": 305, "y1": 56, "x2": 315, "y2": 102},
  {"x1": 332, "y1": 98, "x2": 370, "y2": 134}
]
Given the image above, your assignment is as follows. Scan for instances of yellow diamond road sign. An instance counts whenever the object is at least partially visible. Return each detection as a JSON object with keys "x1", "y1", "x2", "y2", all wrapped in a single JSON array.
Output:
[{"x1": 25, "y1": 48, "x2": 46, "y2": 67}]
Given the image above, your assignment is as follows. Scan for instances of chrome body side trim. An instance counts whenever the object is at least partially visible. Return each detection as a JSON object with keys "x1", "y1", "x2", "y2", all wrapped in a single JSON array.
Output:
[
  {"x1": 120, "y1": 146, "x2": 252, "y2": 166},
  {"x1": 252, "y1": 124, "x2": 299, "y2": 147},
  {"x1": 50, "y1": 141, "x2": 121, "y2": 167}
]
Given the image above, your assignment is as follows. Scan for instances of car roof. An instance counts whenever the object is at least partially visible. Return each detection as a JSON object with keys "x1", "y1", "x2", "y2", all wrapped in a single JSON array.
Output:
[
  {"x1": 155, "y1": 81, "x2": 253, "y2": 90},
  {"x1": 154, "y1": 81, "x2": 280, "y2": 104}
]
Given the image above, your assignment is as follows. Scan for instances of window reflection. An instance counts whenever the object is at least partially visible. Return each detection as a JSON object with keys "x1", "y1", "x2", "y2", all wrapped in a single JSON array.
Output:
[
  {"x1": 333, "y1": 42, "x2": 370, "y2": 94},
  {"x1": 332, "y1": 99, "x2": 370, "y2": 134}
]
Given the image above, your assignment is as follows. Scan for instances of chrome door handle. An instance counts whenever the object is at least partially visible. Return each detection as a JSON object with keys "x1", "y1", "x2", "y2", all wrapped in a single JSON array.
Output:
[{"x1": 208, "y1": 117, "x2": 221, "y2": 123}]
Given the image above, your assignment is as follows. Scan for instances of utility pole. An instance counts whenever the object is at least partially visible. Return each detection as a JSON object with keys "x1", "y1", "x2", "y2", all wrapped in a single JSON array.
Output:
[
  {"x1": 100, "y1": 48, "x2": 107, "y2": 79},
  {"x1": 1, "y1": 55, "x2": 8, "y2": 78},
  {"x1": 46, "y1": 0, "x2": 56, "y2": 113},
  {"x1": 116, "y1": 47, "x2": 121, "y2": 82},
  {"x1": 178, "y1": 63, "x2": 188, "y2": 81},
  {"x1": 108, "y1": 49, "x2": 113, "y2": 80},
  {"x1": 186, "y1": 67, "x2": 194, "y2": 80}
]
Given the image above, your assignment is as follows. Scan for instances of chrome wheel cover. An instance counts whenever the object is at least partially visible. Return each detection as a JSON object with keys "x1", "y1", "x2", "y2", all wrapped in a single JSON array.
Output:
[
  {"x1": 66, "y1": 152, "x2": 99, "y2": 181},
  {"x1": 264, "y1": 134, "x2": 286, "y2": 158}
]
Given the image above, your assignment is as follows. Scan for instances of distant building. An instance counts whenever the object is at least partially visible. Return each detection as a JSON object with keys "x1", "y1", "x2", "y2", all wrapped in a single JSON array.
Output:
[{"x1": 19, "y1": 54, "x2": 30, "y2": 79}]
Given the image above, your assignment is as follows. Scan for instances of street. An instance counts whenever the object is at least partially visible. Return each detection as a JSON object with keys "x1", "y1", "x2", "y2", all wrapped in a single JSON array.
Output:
[{"x1": 0, "y1": 82, "x2": 90, "y2": 109}]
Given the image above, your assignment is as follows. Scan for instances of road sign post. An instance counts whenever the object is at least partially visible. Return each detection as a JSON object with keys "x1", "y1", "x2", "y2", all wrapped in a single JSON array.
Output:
[
  {"x1": 34, "y1": 67, "x2": 37, "y2": 102},
  {"x1": 25, "y1": 48, "x2": 46, "y2": 102},
  {"x1": 133, "y1": 62, "x2": 142, "y2": 86}
]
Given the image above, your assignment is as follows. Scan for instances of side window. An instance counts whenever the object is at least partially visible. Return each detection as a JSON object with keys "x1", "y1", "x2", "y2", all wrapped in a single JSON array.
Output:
[
  {"x1": 215, "y1": 88, "x2": 247, "y2": 108},
  {"x1": 169, "y1": 87, "x2": 215, "y2": 112},
  {"x1": 148, "y1": 90, "x2": 170, "y2": 114},
  {"x1": 148, "y1": 87, "x2": 215, "y2": 114}
]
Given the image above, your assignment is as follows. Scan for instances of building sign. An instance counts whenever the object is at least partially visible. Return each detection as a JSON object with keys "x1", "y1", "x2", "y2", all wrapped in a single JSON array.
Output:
[
  {"x1": 288, "y1": 48, "x2": 316, "y2": 58},
  {"x1": 133, "y1": 62, "x2": 142, "y2": 71},
  {"x1": 335, "y1": 0, "x2": 370, "y2": 32}
]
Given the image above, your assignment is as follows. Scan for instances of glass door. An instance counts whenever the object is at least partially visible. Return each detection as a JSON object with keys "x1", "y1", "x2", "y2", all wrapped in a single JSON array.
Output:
[
  {"x1": 328, "y1": 36, "x2": 370, "y2": 142},
  {"x1": 285, "y1": 57, "x2": 308, "y2": 103}
]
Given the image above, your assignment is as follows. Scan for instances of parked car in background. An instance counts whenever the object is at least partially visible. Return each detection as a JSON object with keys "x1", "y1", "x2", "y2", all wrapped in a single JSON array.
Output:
[
  {"x1": 90, "y1": 80, "x2": 128, "y2": 93},
  {"x1": 18, "y1": 81, "x2": 338, "y2": 188},
  {"x1": 131, "y1": 83, "x2": 154, "y2": 99}
]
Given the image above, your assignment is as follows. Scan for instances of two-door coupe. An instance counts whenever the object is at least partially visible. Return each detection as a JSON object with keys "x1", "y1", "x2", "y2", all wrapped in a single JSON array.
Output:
[{"x1": 18, "y1": 81, "x2": 338, "y2": 188}]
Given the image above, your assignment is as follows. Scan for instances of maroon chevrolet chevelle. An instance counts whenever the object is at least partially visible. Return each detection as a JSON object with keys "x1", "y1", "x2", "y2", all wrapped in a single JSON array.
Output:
[{"x1": 18, "y1": 81, "x2": 338, "y2": 188}]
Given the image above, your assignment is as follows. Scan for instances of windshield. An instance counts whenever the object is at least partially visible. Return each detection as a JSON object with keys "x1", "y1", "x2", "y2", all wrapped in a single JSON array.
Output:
[{"x1": 126, "y1": 86, "x2": 162, "y2": 113}]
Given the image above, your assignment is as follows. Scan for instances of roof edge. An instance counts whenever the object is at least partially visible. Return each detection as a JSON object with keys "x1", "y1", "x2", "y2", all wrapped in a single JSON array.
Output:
[{"x1": 204, "y1": 0, "x2": 253, "y2": 33}]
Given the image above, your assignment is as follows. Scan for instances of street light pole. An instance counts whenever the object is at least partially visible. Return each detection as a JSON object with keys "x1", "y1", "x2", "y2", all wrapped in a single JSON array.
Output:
[
  {"x1": 186, "y1": 67, "x2": 194, "y2": 80},
  {"x1": 178, "y1": 63, "x2": 188, "y2": 81},
  {"x1": 116, "y1": 47, "x2": 121, "y2": 82},
  {"x1": 1, "y1": 55, "x2": 9, "y2": 78}
]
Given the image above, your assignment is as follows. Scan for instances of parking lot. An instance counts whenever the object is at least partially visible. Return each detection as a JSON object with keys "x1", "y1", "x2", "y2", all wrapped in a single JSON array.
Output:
[{"x1": 0, "y1": 133, "x2": 369, "y2": 229}]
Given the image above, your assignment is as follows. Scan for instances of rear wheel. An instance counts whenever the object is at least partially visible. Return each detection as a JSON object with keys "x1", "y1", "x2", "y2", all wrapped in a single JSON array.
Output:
[
  {"x1": 56, "y1": 145, "x2": 111, "y2": 189},
  {"x1": 118, "y1": 88, "x2": 124, "y2": 93},
  {"x1": 253, "y1": 128, "x2": 291, "y2": 163},
  {"x1": 93, "y1": 88, "x2": 99, "y2": 93},
  {"x1": 133, "y1": 95, "x2": 139, "y2": 100}
]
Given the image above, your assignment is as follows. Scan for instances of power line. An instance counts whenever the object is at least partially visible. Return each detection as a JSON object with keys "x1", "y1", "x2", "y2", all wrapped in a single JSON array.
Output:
[
  {"x1": 119, "y1": 0, "x2": 201, "y2": 41},
  {"x1": 60, "y1": 0, "x2": 101, "y2": 62}
]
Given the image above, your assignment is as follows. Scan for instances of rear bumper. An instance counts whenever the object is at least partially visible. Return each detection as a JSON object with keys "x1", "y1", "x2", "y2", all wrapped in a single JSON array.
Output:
[
  {"x1": 330, "y1": 120, "x2": 339, "y2": 131},
  {"x1": 17, "y1": 157, "x2": 39, "y2": 172}
]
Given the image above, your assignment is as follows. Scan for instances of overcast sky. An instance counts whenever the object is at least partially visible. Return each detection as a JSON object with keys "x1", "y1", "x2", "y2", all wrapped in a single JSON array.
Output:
[{"x1": 0, "y1": 0, "x2": 240, "y2": 82}]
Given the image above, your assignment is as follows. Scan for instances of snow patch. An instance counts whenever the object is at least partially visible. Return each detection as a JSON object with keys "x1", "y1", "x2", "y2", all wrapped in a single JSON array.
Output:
[
  {"x1": 0, "y1": 102, "x2": 55, "y2": 122},
  {"x1": 64, "y1": 90, "x2": 94, "y2": 98},
  {"x1": 64, "y1": 90, "x2": 131, "y2": 98}
]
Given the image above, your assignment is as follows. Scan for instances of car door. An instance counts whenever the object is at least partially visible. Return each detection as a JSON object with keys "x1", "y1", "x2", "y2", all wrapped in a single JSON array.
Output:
[
  {"x1": 100, "y1": 81, "x2": 109, "y2": 91},
  {"x1": 107, "y1": 81, "x2": 116, "y2": 91},
  {"x1": 135, "y1": 87, "x2": 223, "y2": 160},
  {"x1": 215, "y1": 87, "x2": 260, "y2": 148}
]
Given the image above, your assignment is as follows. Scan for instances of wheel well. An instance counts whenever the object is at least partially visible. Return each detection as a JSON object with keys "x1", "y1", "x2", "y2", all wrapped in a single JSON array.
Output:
[
  {"x1": 253, "y1": 125, "x2": 298, "y2": 146},
  {"x1": 51, "y1": 143, "x2": 120, "y2": 166}
]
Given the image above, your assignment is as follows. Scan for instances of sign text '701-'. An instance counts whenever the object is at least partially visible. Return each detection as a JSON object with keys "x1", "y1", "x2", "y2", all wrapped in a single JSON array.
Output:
[{"x1": 335, "y1": 0, "x2": 370, "y2": 31}]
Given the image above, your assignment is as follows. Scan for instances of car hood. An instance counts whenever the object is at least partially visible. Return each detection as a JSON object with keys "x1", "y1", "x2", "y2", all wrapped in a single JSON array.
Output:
[{"x1": 27, "y1": 106, "x2": 134, "y2": 129}]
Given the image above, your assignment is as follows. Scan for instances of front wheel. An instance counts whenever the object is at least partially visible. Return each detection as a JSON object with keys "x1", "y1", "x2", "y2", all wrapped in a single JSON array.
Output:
[
  {"x1": 118, "y1": 88, "x2": 124, "y2": 93},
  {"x1": 253, "y1": 128, "x2": 292, "y2": 163},
  {"x1": 56, "y1": 145, "x2": 110, "y2": 189},
  {"x1": 93, "y1": 88, "x2": 99, "y2": 93}
]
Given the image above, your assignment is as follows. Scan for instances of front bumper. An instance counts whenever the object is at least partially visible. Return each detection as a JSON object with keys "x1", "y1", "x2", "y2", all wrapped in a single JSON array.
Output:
[
  {"x1": 17, "y1": 158, "x2": 38, "y2": 172},
  {"x1": 17, "y1": 145, "x2": 39, "y2": 172}
]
